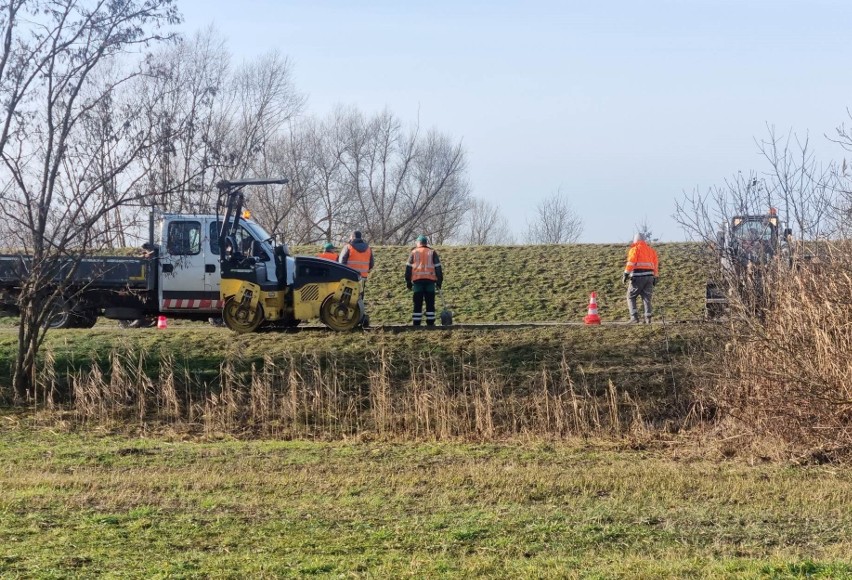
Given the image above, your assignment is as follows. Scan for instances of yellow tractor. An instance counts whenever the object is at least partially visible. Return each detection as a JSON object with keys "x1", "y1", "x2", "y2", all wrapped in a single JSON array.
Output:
[{"x1": 217, "y1": 178, "x2": 364, "y2": 333}]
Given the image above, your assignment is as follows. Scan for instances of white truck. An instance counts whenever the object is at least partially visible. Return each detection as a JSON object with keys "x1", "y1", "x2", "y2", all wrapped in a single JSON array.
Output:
[{"x1": 0, "y1": 210, "x2": 297, "y2": 328}]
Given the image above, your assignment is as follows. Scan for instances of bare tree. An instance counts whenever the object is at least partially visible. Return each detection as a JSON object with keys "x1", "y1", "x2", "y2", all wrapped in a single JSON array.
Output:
[
  {"x1": 135, "y1": 28, "x2": 304, "y2": 215},
  {"x1": 460, "y1": 198, "x2": 515, "y2": 245},
  {"x1": 758, "y1": 126, "x2": 837, "y2": 239},
  {"x1": 676, "y1": 127, "x2": 840, "y2": 245},
  {"x1": 525, "y1": 189, "x2": 584, "y2": 244},
  {"x1": 332, "y1": 108, "x2": 470, "y2": 244},
  {"x1": 0, "y1": 0, "x2": 179, "y2": 400}
]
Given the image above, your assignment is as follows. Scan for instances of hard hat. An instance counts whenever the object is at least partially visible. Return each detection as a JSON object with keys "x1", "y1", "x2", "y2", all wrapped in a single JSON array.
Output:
[
  {"x1": 323, "y1": 242, "x2": 334, "y2": 251},
  {"x1": 417, "y1": 234, "x2": 428, "y2": 245}
]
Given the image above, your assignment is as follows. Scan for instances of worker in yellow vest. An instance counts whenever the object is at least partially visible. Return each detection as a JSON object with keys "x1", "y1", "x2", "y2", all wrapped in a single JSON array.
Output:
[
  {"x1": 405, "y1": 235, "x2": 443, "y2": 326},
  {"x1": 316, "y1": 242, "x2": 338, "y2": 261},
  {"x1": 339, "y1": 231, "x2": 373, "y2": 279}
]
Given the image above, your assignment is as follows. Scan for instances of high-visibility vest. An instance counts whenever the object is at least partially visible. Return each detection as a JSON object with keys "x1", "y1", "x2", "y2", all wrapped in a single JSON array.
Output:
[
  {"x1": 344, "y1": 244, "x2": 372, "y2": 278},
  {"x1": 317, "y1": 251, "x2": 338, "y2": 261},
  {"x1": 410, "y1": 246, "x2": 437, "y2": 282},
  {"x1": 625, "y1": 241, "x2": 659, "y2": 276}
]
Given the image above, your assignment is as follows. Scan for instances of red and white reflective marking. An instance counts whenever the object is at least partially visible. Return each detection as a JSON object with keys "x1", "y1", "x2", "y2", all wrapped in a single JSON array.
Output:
[{"x1": 162, "y1": 299, "x2": 223, "y2": 309}]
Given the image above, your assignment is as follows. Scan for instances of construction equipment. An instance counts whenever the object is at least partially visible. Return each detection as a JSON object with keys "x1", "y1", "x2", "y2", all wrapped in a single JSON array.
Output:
[
  {"x1": 705, "y1": 208, "x2": 792, "y2": 319},
  {"x1": 437, "y1": 287, "x2": 453, "y2": 326},
  {"x1": 217, "y1": 178, "x2": 365, "y2": 333}
]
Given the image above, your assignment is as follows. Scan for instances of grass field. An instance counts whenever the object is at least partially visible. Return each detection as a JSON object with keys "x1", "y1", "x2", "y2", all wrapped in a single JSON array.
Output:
[
  {"x1": 1, "y1": 425, "x2": 850, "y2": 578},
  {"x1": 5, "y1": 243, "x2": 848, "y2": 578}
]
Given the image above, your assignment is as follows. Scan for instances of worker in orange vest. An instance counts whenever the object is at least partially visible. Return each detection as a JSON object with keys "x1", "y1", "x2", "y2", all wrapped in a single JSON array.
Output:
[
  {"x1": 339, "y1": 231, "x2": 373, "y2": 279},
  {"x1": 405, "y1": 235, "x2": 443, "y2": 326},
  {"x1": 316, "y1": 242, "x2": 338, "y2": 261},
  {"x1": 622, "y1": 232, "x2": 659, "y2": 323}
]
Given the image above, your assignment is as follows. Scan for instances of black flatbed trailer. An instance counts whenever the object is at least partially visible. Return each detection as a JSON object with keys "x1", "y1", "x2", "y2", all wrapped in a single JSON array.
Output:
[{"x1": 0, "y1": 253, "x2": 156, "y2": 328}]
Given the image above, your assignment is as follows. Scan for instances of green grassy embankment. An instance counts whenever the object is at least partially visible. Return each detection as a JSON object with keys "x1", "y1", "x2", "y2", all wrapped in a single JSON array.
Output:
[
  {"x1": 1, "y1": 426, "x2": 850, "y2": 578},
  {"x1": 294, "y1": 242, "x2": 707, "y2": 324}
]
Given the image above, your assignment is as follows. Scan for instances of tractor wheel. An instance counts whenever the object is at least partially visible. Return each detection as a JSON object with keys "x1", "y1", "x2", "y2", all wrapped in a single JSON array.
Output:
[
  {"x1": 320, "y1": 295, "x2": 363, "y2": 331},
  {"x1": 223, "y1": 297, "x2": 264, "y2": 334}
]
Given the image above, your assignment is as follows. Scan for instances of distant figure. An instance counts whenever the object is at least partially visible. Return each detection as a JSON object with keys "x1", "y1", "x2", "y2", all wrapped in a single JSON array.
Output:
[
  {"x1": 622, "y1": 232, "x2": 659, "y2": 324},
  {"x1": 317, "y1": 242, "x2": 338, "y2": 261},
  {"x1": 405, "y1": 235, "x2": 443, "y2": 327},
  {"x1": 339, "y1": 230, "x2": 373, "y2": 279}
]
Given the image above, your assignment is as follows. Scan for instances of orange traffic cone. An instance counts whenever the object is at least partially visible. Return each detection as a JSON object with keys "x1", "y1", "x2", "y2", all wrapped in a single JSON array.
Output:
[
  {"x1": 157, "y1": 315, "x2": 168, "y2": 329},
  {"x1": 583, "y1": 292, "x2": 601, "y2": 325}
]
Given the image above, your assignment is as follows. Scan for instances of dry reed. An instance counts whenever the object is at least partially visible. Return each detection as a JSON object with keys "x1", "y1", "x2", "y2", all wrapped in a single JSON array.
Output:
[{"x1": 31, "y1": 343, "x2": 663, "y2": 441}]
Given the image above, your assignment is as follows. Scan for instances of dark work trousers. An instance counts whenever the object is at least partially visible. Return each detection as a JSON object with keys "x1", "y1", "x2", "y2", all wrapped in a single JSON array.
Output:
[
  {"x1": 412, "y1": 290, "x2": 436, "y2": 326},
  {"x1": 627, "y1": 275, "x2": 654, "y2": 321}
]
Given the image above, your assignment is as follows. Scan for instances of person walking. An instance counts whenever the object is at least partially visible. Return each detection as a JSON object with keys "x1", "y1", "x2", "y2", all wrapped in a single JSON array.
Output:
[
  {"x1": 405, "y1": 235, "x2": 443, "y2": 326},
  {"x1": 316, "y1": 242, "x2": 338, "y2": 261},
  {"x1": 339, "y1": 231, "x2": 373, "y2": 279},
  {"x1": 622, "y1": 232, "x2": 659, "y2": 324}
]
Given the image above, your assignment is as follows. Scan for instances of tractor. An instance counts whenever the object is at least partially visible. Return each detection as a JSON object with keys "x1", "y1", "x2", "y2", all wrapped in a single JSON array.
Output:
[
  {"x1": 705, "y1": 208, "x2": 792, "y2": 319},
  {"x1": 217, "y1": 178, "x2": 365, "y2": 333}
]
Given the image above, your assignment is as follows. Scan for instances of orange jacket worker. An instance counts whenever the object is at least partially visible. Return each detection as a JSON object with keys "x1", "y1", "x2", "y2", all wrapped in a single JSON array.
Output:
[
  {"x1": 317, "y1": 242, "x2": 338, "y2": 261},
  {"x1": 339, "y1": 231, "x2": 373, "y2": 279},
  {"x1": 405, "y1": 235, "x2": 443, "y2": 326},
  {"x1": 622, "y1": 232, "x2": 659, "y2": 323}
]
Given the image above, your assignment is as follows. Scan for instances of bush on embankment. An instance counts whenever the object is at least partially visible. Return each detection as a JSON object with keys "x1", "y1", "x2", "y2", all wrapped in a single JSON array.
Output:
[{"x1": 697, "y1": 248, "x2": 852, "y2": 462}]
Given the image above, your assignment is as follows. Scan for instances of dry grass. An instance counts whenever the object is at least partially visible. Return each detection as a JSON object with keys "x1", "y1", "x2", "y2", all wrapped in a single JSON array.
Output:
[
  {"x1": 697, "y1": 245, "x2": 852, "y2": 462},
  {"x1": 38, "y1": 344, "x2": 677, "y2": 442}
]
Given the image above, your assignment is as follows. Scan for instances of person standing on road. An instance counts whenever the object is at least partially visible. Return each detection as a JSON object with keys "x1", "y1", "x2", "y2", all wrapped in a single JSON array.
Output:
[
  {"x1": 622, "y1": 232, "x2": 659, "y2": 324},
  {"x1": 405, "y1": 235, "x2": 443, "y2": 327},
  {"x1": 317, "y1": 242, "x2": 338, "y2": 261},
  {"x1": 339, "y1": 231, "x2": 374, "y2": 279}
]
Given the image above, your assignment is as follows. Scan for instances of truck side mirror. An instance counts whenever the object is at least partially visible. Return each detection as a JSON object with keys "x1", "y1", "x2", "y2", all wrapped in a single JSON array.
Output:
[{"x1": 715, "y1": 231, "x2": 725, "y2": 251}]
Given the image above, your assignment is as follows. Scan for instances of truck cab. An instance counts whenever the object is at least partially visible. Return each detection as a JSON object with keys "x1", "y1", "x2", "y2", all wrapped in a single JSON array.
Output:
[{"x1": 151, "y1": 213, "x2": 295, "y2": 318}]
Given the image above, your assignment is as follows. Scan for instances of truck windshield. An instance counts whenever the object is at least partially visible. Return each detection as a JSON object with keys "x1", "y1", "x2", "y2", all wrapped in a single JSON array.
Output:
[
  {"x1": 243, "y1": 221, "x2": 273, "y2": 244},
  {"x1": 210, "y1": 220, "x2": 271, "y2": 261}
]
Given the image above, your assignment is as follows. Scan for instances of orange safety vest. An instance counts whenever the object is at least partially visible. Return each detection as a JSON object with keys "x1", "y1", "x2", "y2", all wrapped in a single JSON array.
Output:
[
  {"x1": 344, "y1": 244, "x2": 372, "y2": 278},
  {"x1": 317, "y1": 251, "x2": 338, "y2": 261},
  {"x1": 410, "y1": 246, "x2": 437, "y2": 282},
  {"x1": 624, "y1": 241, "x2": 659, "y2": 276}
]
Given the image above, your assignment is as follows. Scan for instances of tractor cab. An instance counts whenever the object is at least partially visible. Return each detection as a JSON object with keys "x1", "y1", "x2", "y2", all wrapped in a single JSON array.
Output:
[
  {"x1": 707, "y1": 208, "x2": 793, "y2": 319},
  {"x1": 717, "y1": 209, "x2": 792, "y2": 269}
]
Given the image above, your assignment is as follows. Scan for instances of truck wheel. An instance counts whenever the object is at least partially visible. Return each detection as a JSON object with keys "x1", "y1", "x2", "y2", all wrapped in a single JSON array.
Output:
[
  {"x1": 222, "y1": 297, "x2": 264, "y2": 333},
  {"x1": 320, "y1": 295, "x2": 363, "y2": 331},
  {"x1": 45, "y1": 303, "x2": 74, "y2": 329},
  {"x1": 74, "y1": 309, "x2": 98, "y2": 328}
]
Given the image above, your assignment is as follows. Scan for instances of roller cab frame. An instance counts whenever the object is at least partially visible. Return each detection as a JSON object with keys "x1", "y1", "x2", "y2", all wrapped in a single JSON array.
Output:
[{"x1": 217, "y1": 178, "x2": 364, "y2": 333}]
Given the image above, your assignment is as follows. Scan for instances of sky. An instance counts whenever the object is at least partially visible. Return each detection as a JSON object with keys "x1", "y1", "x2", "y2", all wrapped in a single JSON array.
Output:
[{"x1": 178, "y1": 0, "x2": 852, "y2": 243}]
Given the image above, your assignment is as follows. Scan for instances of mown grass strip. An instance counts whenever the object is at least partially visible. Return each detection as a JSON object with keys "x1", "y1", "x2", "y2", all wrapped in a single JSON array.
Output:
[{"x1": 0, "y1": 426, "x2": 849, "y2": 578}]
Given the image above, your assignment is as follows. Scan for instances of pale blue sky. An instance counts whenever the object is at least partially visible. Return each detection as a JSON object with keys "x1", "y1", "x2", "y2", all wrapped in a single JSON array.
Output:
[{"x1": 178, "y1": 0, "x2": 852, "y2": 242}]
